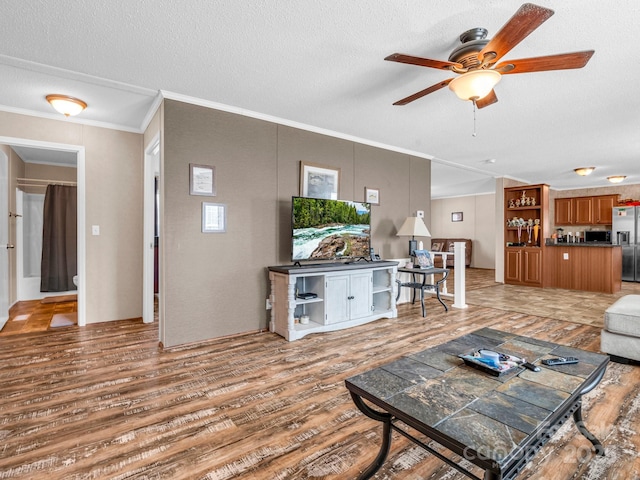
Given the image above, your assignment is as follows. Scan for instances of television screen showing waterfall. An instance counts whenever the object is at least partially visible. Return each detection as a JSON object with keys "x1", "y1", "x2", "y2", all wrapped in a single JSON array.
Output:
[{"x1": 291, "y1": 196, "x2": 371, "y2": 261}]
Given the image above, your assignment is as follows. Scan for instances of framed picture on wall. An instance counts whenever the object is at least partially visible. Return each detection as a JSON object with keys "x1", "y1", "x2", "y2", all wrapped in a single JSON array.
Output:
[
  {"x1": 430, "y1": 242, "x2": 444, "y2": 252},
  {"x1": 202, "y1": 202, "x2": 226, "y2": 233},
  {"x1": 364, "y1": 187, "x2": 380, "y2": 205},
  {"x1": 451, "y1": 211, "x2": 463, "y2": 222},
  {"x1": 190, "y1": 163, "x2": 216, "y2": 196},
  {"x1": 300, "y1": 161, "x2": 340, "y2": 199}
]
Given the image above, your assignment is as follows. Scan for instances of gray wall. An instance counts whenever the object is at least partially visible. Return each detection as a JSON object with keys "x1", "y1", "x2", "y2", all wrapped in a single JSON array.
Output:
[{"x1": 161, "y1": 100, "x2": 431, "y2": 347}]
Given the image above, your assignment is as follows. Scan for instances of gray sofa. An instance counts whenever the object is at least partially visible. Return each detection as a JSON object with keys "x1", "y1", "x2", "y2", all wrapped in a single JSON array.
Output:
[{"x1": 600, "y1": 295, "x2": 640, "y2": 362}]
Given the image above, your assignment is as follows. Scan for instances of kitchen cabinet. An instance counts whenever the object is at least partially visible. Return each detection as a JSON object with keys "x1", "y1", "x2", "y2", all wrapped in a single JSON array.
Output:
[
  {"x1": 594, "y1": 195, "x2": 618, "y2": 224},
  {"x1": 574, "y1": 197, "x2": 593, "y2": 225},
  {"x1": 555, "y1": 198, "x2": 573, "y2": 225},
  {"x1": 545, "y1": 245, "x2": 621, "y2": 293},
  {"x1": 554, "y1": 194, "x2": 619, "y2": 226},
  {"x1": 505, "y1": 247, "x2": 543, "y2": 286},
  {"x1": 505, "y1": 249, "x2": 522, "y2": 284},
  {"x1": 523, "y1": 248, "x2": 543, "y2": 284}
]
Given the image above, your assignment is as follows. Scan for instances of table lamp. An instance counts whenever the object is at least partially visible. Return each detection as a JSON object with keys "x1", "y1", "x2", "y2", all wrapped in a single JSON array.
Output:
[{"x1": 396, "y1": 216, "x2": 431, "y2": 256}]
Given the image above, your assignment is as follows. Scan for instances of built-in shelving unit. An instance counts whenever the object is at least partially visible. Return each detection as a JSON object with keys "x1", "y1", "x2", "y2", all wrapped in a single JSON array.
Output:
[
  {"x1": 268, "y1": 261, "x2": 398, "y2": 341},
  {"x1": 504, "y1": 184, "x2": 549, "y2": 287}
]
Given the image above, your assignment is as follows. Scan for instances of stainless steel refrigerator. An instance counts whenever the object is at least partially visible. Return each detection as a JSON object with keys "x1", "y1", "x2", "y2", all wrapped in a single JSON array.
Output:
[{"x1": 612, "y1": 206, "x2": 640, "y2": 282}]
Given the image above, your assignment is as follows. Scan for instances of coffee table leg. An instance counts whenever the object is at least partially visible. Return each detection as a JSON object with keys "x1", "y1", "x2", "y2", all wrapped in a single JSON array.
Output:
[
  {"x1": 350, "y1": 392, "x2": 394, "y2": 479},
  {"x1": 573, "y1": 400, "x2": 605, "y2": 456},
  {"x1": 483, "y1": 471, "x2": 500, "y2": 480}
]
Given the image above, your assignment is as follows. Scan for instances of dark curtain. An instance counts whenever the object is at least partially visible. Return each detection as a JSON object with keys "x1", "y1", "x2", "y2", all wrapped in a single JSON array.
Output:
[{"x1": 41, "y1": 185, "x2": 77, "y2": 292}]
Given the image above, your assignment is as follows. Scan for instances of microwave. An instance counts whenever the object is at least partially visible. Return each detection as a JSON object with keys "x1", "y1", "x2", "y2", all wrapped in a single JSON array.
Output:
[{"x1": 584, "y1": 231, "x2": 611, "y2": 243}]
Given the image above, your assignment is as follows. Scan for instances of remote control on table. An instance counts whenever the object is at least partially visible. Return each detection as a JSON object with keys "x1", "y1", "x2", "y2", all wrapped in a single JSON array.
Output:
[
  {"x1": 521, "y1": 361, "x2": 541, "y2": 372},
  {"x1": 542, "y1": 357, "x2": 578, "y2": 366}
]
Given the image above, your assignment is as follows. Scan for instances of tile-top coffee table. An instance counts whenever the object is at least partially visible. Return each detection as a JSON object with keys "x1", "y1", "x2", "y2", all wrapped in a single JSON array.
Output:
[{"x1": 345, "y1": 328, "x2": 608, "y2": 480}]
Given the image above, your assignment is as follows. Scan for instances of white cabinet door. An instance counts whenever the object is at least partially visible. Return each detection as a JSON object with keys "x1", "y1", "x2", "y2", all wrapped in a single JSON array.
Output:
[
  {"x1": 349, "y1": 271, "x2": 373, "y2": 320},
  {"x1": 325, "y1": 275, "x2": 350, "y2": 324},
  {"x1": 325, "y1": 272, "x2": 372, "y2": 324}
]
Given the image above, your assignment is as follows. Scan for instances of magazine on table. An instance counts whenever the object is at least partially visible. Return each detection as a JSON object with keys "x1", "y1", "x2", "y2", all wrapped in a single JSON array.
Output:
[{"x1": 413, "y1": 250, "x2": 433, "y2": 269}]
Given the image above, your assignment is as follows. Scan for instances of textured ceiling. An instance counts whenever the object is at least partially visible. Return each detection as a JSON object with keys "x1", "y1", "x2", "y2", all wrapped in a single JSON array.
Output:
[{"x1": 1, "y1": 1, "x2": 639, "y2": 198}]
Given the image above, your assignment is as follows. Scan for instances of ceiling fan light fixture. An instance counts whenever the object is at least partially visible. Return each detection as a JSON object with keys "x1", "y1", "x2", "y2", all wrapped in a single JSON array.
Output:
[
  {"x1": 607, "y1": 175, "x2": 626, "y2": 184},
  {"x1": 449, "y1": 70, "x2": 501, "y2": 101},
  {"x1": 46, "y1": 94, "x2": 87, "y2": 117},
  {"x1": 574, "y1": 167, "x2": 595, "y2": 176}
]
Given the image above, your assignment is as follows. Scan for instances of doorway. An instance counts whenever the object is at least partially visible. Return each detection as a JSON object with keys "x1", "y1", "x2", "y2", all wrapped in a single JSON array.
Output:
[
  {"x1": 16, "y1": 186, "x2": 77, "y2": 301},
  {"x1": 0, "y1": 136, "x2": 86, "y2": 327}
]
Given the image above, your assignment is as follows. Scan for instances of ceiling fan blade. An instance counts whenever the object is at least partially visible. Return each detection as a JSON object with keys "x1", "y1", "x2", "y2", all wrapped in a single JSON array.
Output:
[
  {"x1": 393, "y1": 78, "x2": 453, "y2": 105},
  {"x1": 495, "y1": 50, "x2": 595, "y2": 74},
  {"x1": 476, "y1": 90, "x2": 498, "y2": 109},
  {"x1": 385, "y1": 53, "x2": 462, "y2": 71},
  {"x1": 479, "y1": 3, "x2": 554, "y2": 65}
]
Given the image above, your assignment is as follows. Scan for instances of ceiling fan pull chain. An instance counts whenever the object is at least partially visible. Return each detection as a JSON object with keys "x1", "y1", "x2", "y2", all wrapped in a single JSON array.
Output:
[{"x1": 472, "y1": 99, "x2": 477, "y2": 137}]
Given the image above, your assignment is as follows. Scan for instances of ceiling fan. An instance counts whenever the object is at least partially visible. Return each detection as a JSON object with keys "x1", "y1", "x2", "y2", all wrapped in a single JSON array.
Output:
[{"x1": 385, "y1": 3, "x2": 594, "y2": 108}]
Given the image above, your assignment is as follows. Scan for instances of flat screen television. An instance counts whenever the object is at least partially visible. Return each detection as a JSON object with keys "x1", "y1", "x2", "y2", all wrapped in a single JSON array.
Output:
[{"x1": 291, "y1": 196, "x2": 371, "y2": 262}]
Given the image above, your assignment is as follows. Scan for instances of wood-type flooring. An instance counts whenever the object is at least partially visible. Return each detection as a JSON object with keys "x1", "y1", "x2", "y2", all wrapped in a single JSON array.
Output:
[
  {"x1": 1, "y1": 296, "x2": 77, "y2": 335},
  {"x1": 1, "y1": 269, "x2": 639, "y2": 479}
]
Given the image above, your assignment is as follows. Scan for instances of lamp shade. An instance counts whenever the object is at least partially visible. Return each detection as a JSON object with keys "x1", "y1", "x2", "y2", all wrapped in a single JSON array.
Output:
[
  {"x1": 449, "y1": 70, "x2": 501, "y2": 101},
  {"x1": 46, "y1": 94, "x2": 87, "y2": 117},
  {"x1": 396, "y1": 216, "x2": 431, "y2": 238}
]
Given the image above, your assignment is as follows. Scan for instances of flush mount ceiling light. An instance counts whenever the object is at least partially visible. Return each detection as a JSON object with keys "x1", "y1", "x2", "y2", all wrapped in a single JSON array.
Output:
[
  {"x1": 607, "y1": 175, "x2": 627, "y2": 184},
  {"x1": 448, "y1": 70, "x2": 502, "y2": 102},
  {"x1": 574, "y1": 167, "x2": 595, "y2": 176},
  {"x1": 46, "y1": 94, "x2": 87, "y2": 117}
]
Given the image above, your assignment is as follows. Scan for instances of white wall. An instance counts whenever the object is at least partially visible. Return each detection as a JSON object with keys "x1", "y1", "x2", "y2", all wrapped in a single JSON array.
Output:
[{"x1": 431, "y1": 193, "x2": 496, "y2": 269}]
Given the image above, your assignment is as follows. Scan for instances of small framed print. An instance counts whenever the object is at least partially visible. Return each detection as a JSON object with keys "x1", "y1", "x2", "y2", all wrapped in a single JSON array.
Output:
[
  {"x1": 430, "y1": 242, "x2": 444, "y2": 252},
  {"x1": 451, "y1": 211, "x2": 463, "y2": 222},
  {"x1": 190, "y1": 163, "x2": 216, "y2": 196},
  {"x1": 300, "y1": 161, "x2": 340, "y2": 199},
  {"x1": 202, "y1": 202, "x2": 226, "y2": 233},
  {"x1": 364, "y1": 187, "x2": 380, "y2": 205}
]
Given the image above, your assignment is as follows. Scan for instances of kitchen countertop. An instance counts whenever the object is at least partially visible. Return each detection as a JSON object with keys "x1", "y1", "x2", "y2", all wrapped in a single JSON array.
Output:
[{"x1": 545, "y1": 241, "x2": 619, "y2": 247}]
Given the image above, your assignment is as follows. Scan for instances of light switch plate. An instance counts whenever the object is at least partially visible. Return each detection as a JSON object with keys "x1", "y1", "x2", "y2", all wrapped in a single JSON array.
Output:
[
  {"x1": 416, "y1": 210, "x2": 424, "y2": 218},
  {"x1": 92, "y1": 225, "x2": 100, "y2": 236}
]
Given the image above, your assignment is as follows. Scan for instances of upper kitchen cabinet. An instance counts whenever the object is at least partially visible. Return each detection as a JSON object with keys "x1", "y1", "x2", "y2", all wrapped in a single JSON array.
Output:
[
  {"x1": 594, "y1": 195, "x2": 619, "y2": 224},
  {"x1": 555, "y1": 197, "x2": 573, "y2": 225},
  {"x1": 574, "y1": 197, "x2": 593, "y2": 225},
  {"x1": 554, "y1": 194, "x2": 619, "y2": 226}
]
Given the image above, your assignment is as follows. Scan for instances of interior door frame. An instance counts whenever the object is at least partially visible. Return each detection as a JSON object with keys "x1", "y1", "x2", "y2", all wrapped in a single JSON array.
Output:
[
  {"x1": 0, "y1": 150, "x2": 8, "y2": 325},
  {"x1": 0, "y1": 136, "x2": 86, "y2": 327},
  {"x1": 143, "y1": 134, "x2": 160, "y2": 324}
]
